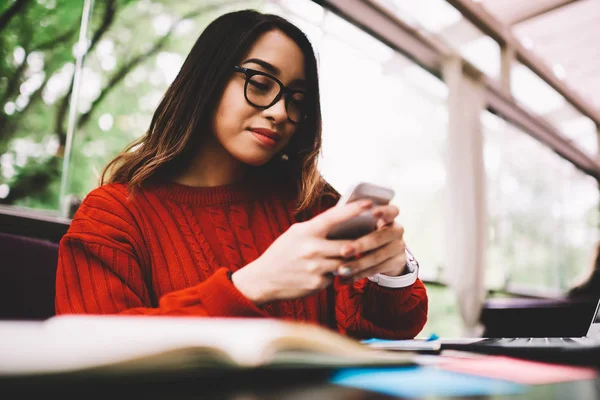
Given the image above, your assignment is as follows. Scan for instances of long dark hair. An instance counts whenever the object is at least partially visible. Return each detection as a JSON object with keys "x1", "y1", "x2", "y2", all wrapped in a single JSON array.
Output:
[{"x1": 102, "y1": 9, "x2": 332, "y2": 213}]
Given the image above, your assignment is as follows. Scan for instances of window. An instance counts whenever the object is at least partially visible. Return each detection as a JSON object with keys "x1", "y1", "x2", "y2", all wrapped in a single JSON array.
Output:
[
  {"x1": 0, "y1": 0, "x2": 82, "y2": 210},
  {"x1": 484, "y1": 111, "x2": 599, "y2": 294}
]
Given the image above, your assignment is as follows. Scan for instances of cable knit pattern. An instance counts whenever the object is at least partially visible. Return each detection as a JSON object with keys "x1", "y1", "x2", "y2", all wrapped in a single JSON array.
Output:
[
  {"x1": 207, "y1": 205, "x2": 243, "y2": 271},
  {"x1": 183, "y1": 205, "x2": 218, "y2": 269},
  {"x1": 170, "y1": 203, "x2": 212, "y2": 276},
  {"x1": 228, "y1": 204, "x2": 259, "y2": 265},
  {"x1": 250, "y1": 201, "x2": 276, "y2": 255},
  {"x1": 55, "y1": 180, "x2": 428, "y2": 339}
]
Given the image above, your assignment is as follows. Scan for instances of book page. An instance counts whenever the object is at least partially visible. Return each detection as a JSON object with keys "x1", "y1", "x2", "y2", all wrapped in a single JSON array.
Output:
[
  {"x1": 265, "y1": 322, "x2": 416, "y2": 367},
  {"x1": 0, "y1": 315, "x2": 414, "y2": 377}
]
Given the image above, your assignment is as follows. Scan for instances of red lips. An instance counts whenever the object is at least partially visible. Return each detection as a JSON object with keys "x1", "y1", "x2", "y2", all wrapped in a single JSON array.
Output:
[
  {"x1": 248, "y1": 128, "x2": 282, "y2": 147},
  {"x1": 249, "y1": 128, "x2": 282, "y2": 141}
]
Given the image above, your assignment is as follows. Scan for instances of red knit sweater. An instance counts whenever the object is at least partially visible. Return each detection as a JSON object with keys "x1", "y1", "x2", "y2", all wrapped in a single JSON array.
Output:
[{"x1": 55, "y1": 179, "x2": 428, "y2": 339}]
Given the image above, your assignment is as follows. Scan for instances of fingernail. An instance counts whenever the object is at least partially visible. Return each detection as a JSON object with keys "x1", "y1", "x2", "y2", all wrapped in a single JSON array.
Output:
[{"x1": 337, "y1": 266, "x2": 352, "y2": 276}]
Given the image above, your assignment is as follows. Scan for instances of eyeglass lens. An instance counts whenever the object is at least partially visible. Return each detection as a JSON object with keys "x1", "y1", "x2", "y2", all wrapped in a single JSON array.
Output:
[{"x1": 246, "y1": 74, "x2": 305, "y2": 123}]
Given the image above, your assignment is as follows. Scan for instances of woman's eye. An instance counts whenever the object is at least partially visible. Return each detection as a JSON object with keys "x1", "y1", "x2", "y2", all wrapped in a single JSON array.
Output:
[
  {"x1": 248, "y1": 77, "x2": 272, "y2": 92},
  {"x1": 289, "y1": 93, "x2": 305, "y2": 107},
  {"x1": 289, "y1": 98, "x2": 304, "y2": 108}
]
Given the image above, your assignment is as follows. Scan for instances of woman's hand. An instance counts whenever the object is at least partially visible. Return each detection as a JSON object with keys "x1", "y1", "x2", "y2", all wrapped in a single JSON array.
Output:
[
  {"x1": 231, "y1": 199, "x2": 374, "y2": 305},
  {"x1": 338, "y1": 204, "x2": 407, "y2": 283}
]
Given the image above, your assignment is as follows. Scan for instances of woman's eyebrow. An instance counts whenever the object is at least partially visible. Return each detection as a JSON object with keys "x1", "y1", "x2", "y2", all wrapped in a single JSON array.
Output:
[
  {"x1": 242, "y1": 58, "x2": 280, "y2": 74},
  {"x1": 242, "y1": 58, "x2": 307, "y2": 88},
  {"x1": 290, "y1": 78, "x2": 307, "y2": 89}
]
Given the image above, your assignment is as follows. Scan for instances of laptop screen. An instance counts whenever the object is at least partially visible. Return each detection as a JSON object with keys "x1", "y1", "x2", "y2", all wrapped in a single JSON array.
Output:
[{"x1": 587, "y1": 298, "x2": 600, "y2": 338}]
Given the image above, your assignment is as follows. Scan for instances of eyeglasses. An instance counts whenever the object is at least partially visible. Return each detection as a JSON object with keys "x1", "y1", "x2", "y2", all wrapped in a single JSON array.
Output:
[{"x1": 233, "y1": 66, "x2": 307, "y2": 124}]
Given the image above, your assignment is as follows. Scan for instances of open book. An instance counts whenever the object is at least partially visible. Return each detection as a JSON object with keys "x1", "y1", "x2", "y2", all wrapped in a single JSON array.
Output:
[{"x1": 0, "y1": 315, "x2": 415, "y2": 378}]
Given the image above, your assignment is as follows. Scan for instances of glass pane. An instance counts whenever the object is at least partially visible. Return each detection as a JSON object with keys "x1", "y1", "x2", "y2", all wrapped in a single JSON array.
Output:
[
  {"x1": 511, "y1": 62, "x2": 566, "y2": 115},
  {"x1": 511, "y1": 62, "x2": 597, "y2": 159},
  {"x1": 548, "y1": 103, "x2": 598, "y2": 156},
  {"x1": 560, "y1": 114, "x2": 598, "y2": 156},
  {"x1": 484, "y1": 111, "x2": 599, "y2": 293},
  {"x1": 0, "y1": 0, "x2": 83, "y2": 210}
]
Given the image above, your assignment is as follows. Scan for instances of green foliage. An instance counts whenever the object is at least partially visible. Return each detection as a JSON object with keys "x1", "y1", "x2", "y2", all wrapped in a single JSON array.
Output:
[{"x1": 418, "y1": 284, "x2": 463, "y2": 338}]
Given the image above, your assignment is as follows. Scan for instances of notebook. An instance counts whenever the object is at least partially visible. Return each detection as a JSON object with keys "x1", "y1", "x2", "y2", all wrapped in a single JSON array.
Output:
[{"x1": 0, "y1": 315, "x2": 415, "y2": 380}]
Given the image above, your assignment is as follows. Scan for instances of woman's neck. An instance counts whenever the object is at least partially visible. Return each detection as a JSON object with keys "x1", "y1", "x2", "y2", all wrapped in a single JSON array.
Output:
[{"x1": 173, "y1": 137, "x2": 246, "y2": 187}]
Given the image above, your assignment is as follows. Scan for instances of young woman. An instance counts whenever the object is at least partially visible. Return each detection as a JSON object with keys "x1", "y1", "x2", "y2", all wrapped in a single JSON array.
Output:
[{"x1": 55, "y1": 9, "x2": 428, "y2": 339}]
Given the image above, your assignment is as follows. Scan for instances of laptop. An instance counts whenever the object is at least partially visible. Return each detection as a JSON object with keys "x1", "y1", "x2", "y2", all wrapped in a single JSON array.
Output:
[
  {"x1": 364, "y1": 297, "x2": 600, "y2": 365},
  {"x1": 437, "y1": 297, "x2": 600, "y2": 364}
]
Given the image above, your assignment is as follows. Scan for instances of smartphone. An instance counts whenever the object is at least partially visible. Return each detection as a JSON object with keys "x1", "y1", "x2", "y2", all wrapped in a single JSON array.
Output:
[{"x1": 326, "y1": 182, "x2": 395, "y2": 240}]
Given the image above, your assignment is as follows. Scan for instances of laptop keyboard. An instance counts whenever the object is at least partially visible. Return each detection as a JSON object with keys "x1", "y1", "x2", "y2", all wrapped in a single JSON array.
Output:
[{"x1": 476, "y1": 337, "x2": 596, "y2": 348}]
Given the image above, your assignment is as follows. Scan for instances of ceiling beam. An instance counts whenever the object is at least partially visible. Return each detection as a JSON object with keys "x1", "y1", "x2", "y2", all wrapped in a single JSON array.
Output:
[{"x1": 446, "y1": 0, "x2": 600, "y2": 127}]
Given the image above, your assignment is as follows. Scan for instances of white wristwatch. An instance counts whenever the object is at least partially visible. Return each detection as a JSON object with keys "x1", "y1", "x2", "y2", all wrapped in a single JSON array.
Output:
[{"x1": 368, "y1": 248, "x2": 419, "y2": 288}]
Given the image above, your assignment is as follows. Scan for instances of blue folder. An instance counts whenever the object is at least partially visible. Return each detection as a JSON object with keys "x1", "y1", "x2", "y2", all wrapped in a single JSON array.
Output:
[{"x1": 331, "y1": 366, "x2": 527, "y2": 398}]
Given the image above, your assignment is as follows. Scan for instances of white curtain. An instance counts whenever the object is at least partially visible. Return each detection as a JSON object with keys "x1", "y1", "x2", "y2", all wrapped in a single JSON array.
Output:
[{"x1": 442, "y1": 57, "x2": 487, "y2": 337}]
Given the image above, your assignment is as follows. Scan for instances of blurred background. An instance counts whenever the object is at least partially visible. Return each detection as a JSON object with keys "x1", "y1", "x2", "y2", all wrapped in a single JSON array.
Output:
[{"x1": 1, "y1": 0, "x2": 599, "y2": 338}]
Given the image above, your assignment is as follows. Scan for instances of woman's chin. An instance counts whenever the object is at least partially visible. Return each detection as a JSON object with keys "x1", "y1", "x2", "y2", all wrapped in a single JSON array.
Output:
[{"x1": 236, "y1": 152, "x2": 274, "y2": 167}]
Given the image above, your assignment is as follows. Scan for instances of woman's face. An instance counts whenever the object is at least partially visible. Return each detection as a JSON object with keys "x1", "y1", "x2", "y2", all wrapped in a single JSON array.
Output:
[{"x1": 212, "y1": 29, "x2": 307, "y2": 166}]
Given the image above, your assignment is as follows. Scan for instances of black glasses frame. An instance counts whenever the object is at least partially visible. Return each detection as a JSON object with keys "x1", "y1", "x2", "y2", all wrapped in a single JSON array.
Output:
[{"x1": 233, "y1": 66, "x2": 307, "y2": 124}]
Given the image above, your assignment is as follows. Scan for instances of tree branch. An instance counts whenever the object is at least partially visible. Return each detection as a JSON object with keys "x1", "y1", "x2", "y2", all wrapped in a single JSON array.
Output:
[
  {"x1": 0, "y1": 23, "x2": 80, "y2": 154},
  {"x1": 0, "y1": 8, "x2": 35, "y2": 102},
  {"x1": 0, "y1": 10, "x2": 34, "y2": 135},
  {"x1": 87, "y1": 0, "x2": 117, "y2": 54},
  {"x1": 2, "y1": 66, "x2": 52, "y2": 133},
  {"x1": 0, "y1": 0, "x2": 31, "y2": 35},
  {"x1": 76, "y1": 29, "x2": 172, "y2": 129},
  {"x1": 33, "y1": 25, "x2": 78, "y2": 51},
  {"x1": 0, "y1": 57, "x2": 27, "y2": 106}
]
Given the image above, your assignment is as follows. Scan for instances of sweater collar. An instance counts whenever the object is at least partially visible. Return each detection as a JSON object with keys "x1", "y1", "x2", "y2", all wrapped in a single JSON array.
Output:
[{"x1": 152, "y1": 178, "x2": 262, "y2": 206}]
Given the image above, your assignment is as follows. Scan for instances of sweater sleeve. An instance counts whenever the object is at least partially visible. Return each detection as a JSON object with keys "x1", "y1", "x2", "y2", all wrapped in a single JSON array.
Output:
[
  {"x1": 304, "y1": 184, "x2": 429, "y2": 339},
  {"x1": 333, "y1": 278, "x2": 428, "y2": 340},
  {"x1": 55, "y1": 185, "x2": 267, "y2": 318}
]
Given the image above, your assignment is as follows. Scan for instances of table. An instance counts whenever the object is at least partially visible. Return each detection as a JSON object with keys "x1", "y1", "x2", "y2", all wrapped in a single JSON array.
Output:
[{"x1": 1, "y1": 364, "x2": 599, "y2": 400}]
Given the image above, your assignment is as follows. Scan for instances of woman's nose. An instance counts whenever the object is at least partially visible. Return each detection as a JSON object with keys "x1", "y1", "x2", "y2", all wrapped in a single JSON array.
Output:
[{"x1": 262, "y1": 95, "x2": 288, "y2": 123}]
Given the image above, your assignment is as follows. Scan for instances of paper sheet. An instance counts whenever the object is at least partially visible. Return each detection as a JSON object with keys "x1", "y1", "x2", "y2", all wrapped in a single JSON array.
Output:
[{"x1": 436, "y1": 355, "x2": 598, "y2": 385}]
